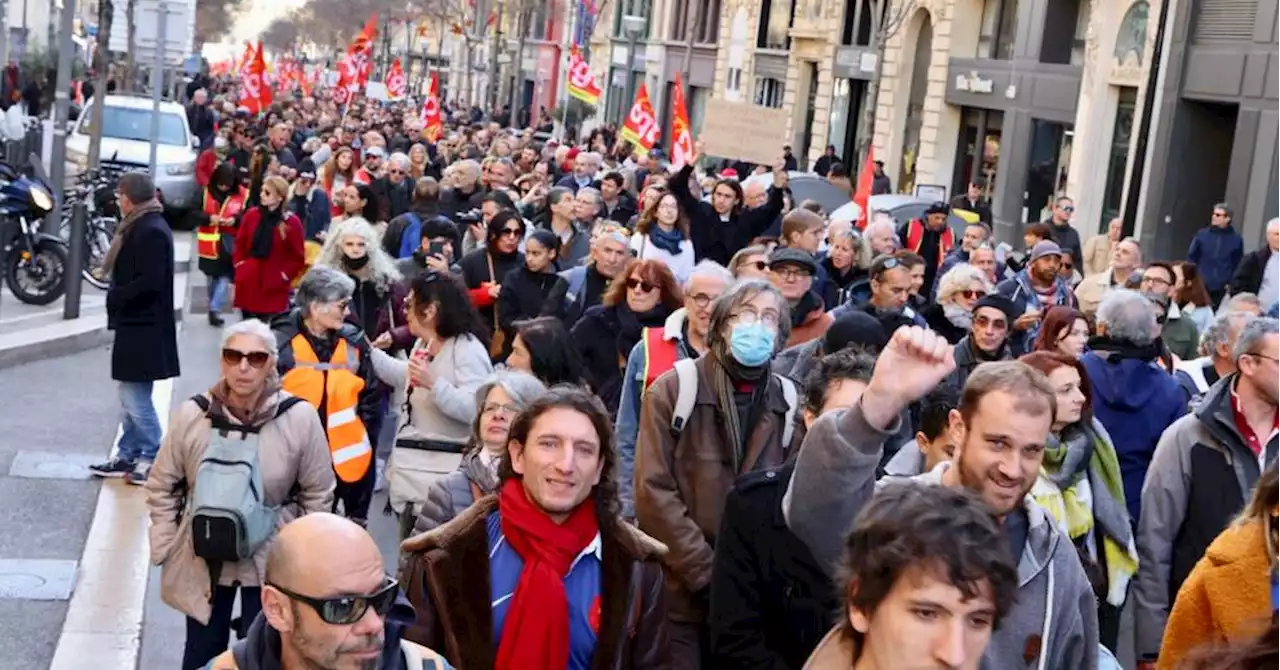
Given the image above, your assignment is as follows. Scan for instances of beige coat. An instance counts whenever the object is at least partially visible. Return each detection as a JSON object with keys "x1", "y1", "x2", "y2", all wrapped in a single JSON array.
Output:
[
  {"x1": 1074, "y1": 270, "x2": 1125, "y2": 316},
  {"x1": 145, "y1": 390, "x2": 335, "y2": 625},
  {"x1": 1082, "y1": 234, "x2": 1114, "y2": 277}
]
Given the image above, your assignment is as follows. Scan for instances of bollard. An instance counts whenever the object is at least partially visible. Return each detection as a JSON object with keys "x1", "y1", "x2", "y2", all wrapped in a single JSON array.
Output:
[{"x1": 63, "y1": 201, "x2": 89, "y2": 320}]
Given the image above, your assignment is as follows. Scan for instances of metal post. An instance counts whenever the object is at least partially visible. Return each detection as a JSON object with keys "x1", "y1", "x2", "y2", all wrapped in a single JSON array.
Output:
[
  {"x1": 85, "y1": 0, "x2": 112, "y2": 169},
  {"x1": 510, "y1": 9, "x2": 525, "y2": 127},
  {"x1": 45, "y1": 0, "x2": 75, "y2": 233},
  {"x1": 63, "y1": 200, "x2": 87, "y2": 319},
  {"x1": 487, "y1": 0, "x2": 504, "y2": 113},
  {"x1": 623, "y1": 30, "x2": 638, "y2": 125},
  {"x1": 148, "y1": 2, "x2": 167, "y2": 175}
]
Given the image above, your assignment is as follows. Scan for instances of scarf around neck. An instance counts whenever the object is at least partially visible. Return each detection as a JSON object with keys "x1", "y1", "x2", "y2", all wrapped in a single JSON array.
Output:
[
  {"x1": 615, "y1": 304, "x2": 669, "y2": 361},
  {"x1": 250, "y1": 204, "x2": 284, "y2": 260},
  {"x1": 494, "y1": 478, "x2": 599, "y2": 670},
  {"x1": 709, "y1": 346, "x2": 769, "y2": 468},
  {"x1": 648, "y1": 224, "x2": 685, "y2": 256},
  {"x1": 943, "y1": 304, "x2": 973, "y2": 330},
  {"x1": 102, "y1": 199, "x2": 165, "y2": 274}
]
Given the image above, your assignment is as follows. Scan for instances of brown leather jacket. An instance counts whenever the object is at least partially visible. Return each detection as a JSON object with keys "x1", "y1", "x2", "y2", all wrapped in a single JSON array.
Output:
[
  {"x1": 400, "y1": 495, "x2": 671, "y2": 669},
  {"x1": 635, "y1": 355, "x2": 801, "y2": 622}
]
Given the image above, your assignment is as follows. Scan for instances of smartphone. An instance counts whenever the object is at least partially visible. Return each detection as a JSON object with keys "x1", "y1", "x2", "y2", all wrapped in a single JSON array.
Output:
[{"x1": 427, "y1": 241, "x2": 448, "y2": 259}]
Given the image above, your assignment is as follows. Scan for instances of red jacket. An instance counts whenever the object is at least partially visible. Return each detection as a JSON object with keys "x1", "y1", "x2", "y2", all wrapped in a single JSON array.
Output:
[
  {"x1": 233, "y1": 207, "x2": 306, "y2": 315},
  {"x1": 195, "y1": 149, "x2": 218, "y2": 188}
]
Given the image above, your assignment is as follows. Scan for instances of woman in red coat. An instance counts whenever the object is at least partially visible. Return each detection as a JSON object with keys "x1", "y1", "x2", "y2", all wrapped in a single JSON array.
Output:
[{"x1": 233, "y1": 175, "x2": 306, "y2": 321}]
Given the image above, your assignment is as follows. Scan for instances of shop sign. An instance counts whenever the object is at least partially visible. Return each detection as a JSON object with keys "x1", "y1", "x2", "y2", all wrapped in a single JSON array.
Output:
[{"x1": 954, "y1": 72, "x2": 994, "y2": 94}]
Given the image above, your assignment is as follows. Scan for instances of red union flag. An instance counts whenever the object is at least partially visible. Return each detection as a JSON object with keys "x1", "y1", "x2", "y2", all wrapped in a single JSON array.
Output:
[
  {"x1": 620, "y1": 83, "x2": 659, "y2": 151},
  {"x1": 420, "y1": 73, "x2": 443, "y2": 140},
  {"x1": 386, "y1": 58, "x2": 407, "y2": 99},
  {"x1": 239, "y1": 42, "x2": 271, "y2": 115},
  {"x1": 670, "y1": 73, "x2": 695, "y2": 168},
  {"x1": 566, "y1": 46, "x2": 601, "y2": 106},
  {"x1": 337, "y1": 14, "x2": 378, "y2": 93}
]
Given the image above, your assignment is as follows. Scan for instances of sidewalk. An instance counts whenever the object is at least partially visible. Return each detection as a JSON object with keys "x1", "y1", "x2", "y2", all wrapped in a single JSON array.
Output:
[{"x1": 0, "y1": 233, "x2": 191, "y2": 370}]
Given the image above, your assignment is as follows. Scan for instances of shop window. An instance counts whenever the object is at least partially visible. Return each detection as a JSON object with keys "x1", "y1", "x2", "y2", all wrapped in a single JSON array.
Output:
[
  {"x1": 978, "y1": 0, "x2": 1018, "y2": 60},
  {"x1": 1024, "y1": 119, "x2": 1074, "y2": 223},
  {"x1": 951, "y1": 109, "x2": 1004, "y2": 201},
  {"x1": 757, "y1": 0, "x2": 794, "y2": 49},
  {"x1": 1100, "y1": 87, "x2": 1137, "y2": 230},
  {"x1": 754, "y1": 77, "x2": 786, "y2": 108}
]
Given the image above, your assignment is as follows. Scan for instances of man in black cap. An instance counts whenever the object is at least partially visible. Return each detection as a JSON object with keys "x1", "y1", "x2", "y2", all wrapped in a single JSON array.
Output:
[
  {"x1": 286, "y1": 157, "x2": 332, "y2": 243},
  {"x1": 945, "y1": 293, "x2": 1017, "y2": 391},
  {"x1": 769, "y1": 247, "x2": 833, "y2": 347},
  {"x1": 897, "y1": 202, "x2": 955, "y2": 298}
]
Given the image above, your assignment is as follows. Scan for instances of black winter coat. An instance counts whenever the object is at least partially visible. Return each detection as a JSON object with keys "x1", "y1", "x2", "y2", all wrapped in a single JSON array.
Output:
[
  {"x1": 709, "y1": 464, "x2": 837, "y2": 669},
  {"x1": 921, "y1": 303, "x2": 969, "y2": 345},
  {"x1": 668, "y1": 164, "x2": 786, "y2": 265},
  {"x1": 459, "y1": 248, "x2": 523, "y2": 329},
  {"x1": 497, "y1": 265, "x2": 567, "y2": 340},
  {"x1": 570, "y1": 304, "x2": 666, "y2": 413},
  {"x1": 371, "y1": 176, "x2": 413, "y2": 223},
  {"x1": 107, "y1": 210, "x2": 179, "y2": 383},
  {"x1": 1229, "y1": 246, "x2": 1272, "y2": 296}
]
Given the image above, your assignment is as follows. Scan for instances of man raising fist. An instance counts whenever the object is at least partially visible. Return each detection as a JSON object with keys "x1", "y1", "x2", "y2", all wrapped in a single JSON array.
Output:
[{"x1": 784, "y1": 326, "x2": 1101, "y2": 669}]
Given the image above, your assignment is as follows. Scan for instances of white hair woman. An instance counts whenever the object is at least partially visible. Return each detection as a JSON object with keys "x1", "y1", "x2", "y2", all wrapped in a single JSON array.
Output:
[
  {"x1": 922, "y1": 263, "x2": 993, "y2": 344},
  {"x1": 276, "y1": 266, "x2": 383, "y2": 525},
  {"x1": 317, "y1": 217, "x2": 406, "y2": 346},
  {"x1": 146, "y1": 319, "x2": 334, "y2": 668},
  {"x1": 410, "y1": 370, "x2": 547, "y2": 536}
]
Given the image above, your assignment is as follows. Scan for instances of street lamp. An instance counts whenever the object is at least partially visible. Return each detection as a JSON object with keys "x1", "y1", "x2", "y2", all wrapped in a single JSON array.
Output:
[{"x1": 621, "y1": 14, "x2": 645, "y2": 122}]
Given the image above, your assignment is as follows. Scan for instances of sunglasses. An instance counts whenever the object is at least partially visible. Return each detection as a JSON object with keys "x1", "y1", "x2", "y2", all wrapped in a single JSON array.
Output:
[
  {"x1": 222, "y1": 348, "x2": 271, "y2": 369},
  {"x1": 499, "y1": 227, "x2": 523, "y2": 238},
  {"x1": 626, "y1": 278, "x2": 656, "y2": 293},
  {"x1": 959, "y1": 290, "x2": 984, "y2": 300},
  {"x1": 268, "y1": 577, "x2": 399, "y2": 625},
  {"x1": 747, "y1": 260, "x2": 768, "y2": 272}
]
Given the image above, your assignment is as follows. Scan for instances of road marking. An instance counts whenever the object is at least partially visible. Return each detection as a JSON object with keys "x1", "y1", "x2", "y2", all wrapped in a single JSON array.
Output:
[{"x1": 50, "y1": 353, "x2": 176, "y2": 669}]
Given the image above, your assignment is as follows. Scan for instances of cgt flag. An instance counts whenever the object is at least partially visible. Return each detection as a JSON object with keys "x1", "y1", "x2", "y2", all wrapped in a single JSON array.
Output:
[
  {"x1": 670, "y1": 73, "x2": 695, "y2": 168},
  {"x1": 619, "y1": 83, "x2": 659, "y2": 151},
  {"x1": 853, "y1": 146, "x2": 876, "y2": 229},
  {"x1": 239, "y1": 42, "x2": 272, "y2": 115},
  {"x1": 386, "y1": 58, "x2": 407, "y2": 99},
  {"x1": 420, "y1": 73, "x2": 443, "y2": 140},
  {"x1": 566, "y1": 46, "x2": 601, "y2": 106}
]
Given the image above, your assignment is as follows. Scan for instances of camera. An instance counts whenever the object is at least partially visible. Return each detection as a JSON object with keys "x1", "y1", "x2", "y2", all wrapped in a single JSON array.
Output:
[{"x1": 456, "y1": 208, "x2": 483, "y2": 225}]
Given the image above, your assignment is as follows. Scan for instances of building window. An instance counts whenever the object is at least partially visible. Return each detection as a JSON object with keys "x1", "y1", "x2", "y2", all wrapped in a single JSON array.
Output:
[
  {"x1": 615, "y1": 0, "x2": 653, "y2": 38},
  {"x1": 840, "y1": 0, "x2": 880, "y2": 46},
  {"x1": 696, "y1": 0, "x2": 721, "y2": 43},
  {"x1": 978, "y1": 0, "x2": 1018, "y2": 60},
  {"x1": 608, "y1": 68, "x2": 628, "y2": 122},
  {"x1": 1100, "y1": 87, "x2": 1138, "y2": 230},
  {"x1": 526, "y1": 2, "x2": 548, "y2": 40},
  {"x1": 726, "y1": 67, "x2": 743, "y2": 99},
  {"x1": 670, "y1": 0, "x2": 690, "y2": 40},
  {"x1": 756, "y1": 0, "x2": 794, "y2": 49},
  {"x1": 1041, "y1": 0, "x2": 1088, "y2": 64},
  {"x1": 754, "y1": 77, "x2": 785, "y2": 108}
]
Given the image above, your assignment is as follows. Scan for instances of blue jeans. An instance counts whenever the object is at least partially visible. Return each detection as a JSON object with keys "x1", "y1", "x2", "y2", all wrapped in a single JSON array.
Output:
[
  {"x1": 117, "y1": 381, "x2": 161, "y2": 462},
  {"x1": 206, "y1": 275, "x2": 230, "y2": 313}
]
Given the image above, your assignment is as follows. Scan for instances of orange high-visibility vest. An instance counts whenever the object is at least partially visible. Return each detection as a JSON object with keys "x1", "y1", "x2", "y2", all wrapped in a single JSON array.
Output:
[
  {"x1": 641, "y1": 326, "x2": 680, "y2": 392},
  {"x1": 281, "y1": 334, "x2": 372, "y2": 483},
  {"x1": 196, "y1": 187, "x2": 247, "y2": 260},
  {"x1": 905, "y1": 218, "x2": 956, "y2": 267}
]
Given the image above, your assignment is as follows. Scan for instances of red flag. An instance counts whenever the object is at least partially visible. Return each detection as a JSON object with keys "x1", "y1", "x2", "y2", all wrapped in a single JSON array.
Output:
[
  {"x1": 670, "y1": 74, "x2": 695, "y2": 168},
  {"x1": 854, "y1": 147, "x2": 876, "y2": 230},
  {"x1": 386, "y1": 58, "x2": 407, "y2": 99},
  {"x1": 338, "y1": 15, "x2": 378, "y2": 93},
  {"x1": 420, "y1": 73, "x2": 443, "y2": 140},
  {"x1": 239, "y1": 42, "x2": 272, "y2": 115},
  {"x1": 619, "y1": 83, "x2": 659, "y2": 151},
  {"x1": 566, "y1": 46, "x2": 601, "y2": 106}
]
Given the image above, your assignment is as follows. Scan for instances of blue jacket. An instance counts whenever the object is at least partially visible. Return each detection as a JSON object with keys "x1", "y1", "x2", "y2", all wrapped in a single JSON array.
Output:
[
  {"x1": 996, "y1": 270, "x2": 1076, "y2": 355},
  {"x1": 1187, "y1": 225, "x2": 1243, "y2": 292},
  {"x1": 1081, "y1": 347, "x2": 1187, "y2": 522}
]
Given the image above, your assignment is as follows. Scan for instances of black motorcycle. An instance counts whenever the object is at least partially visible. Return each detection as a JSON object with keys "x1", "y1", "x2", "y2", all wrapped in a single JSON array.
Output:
[{"x1": 1, "y1": 156, "x2": 68, "y2": 305}]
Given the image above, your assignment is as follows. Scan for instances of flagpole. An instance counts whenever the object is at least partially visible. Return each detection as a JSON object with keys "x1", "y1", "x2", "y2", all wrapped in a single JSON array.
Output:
[{"x1": 561, "y1": 0, "x2": 578, "y2": 141}]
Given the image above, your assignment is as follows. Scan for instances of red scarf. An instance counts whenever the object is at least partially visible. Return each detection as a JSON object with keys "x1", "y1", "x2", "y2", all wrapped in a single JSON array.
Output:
[{"x1": 494, "y1": 478, "x2": 599, "y2": 670}]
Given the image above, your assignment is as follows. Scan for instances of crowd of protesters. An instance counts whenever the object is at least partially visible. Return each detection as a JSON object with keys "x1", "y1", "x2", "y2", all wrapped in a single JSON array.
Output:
[{"x1": 87, "y1": 80, "x2": 1280, "y2": 670}]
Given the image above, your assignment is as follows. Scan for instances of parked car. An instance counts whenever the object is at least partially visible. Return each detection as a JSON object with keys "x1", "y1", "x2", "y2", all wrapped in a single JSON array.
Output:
[
  {"x1": 64, "y1": 95, "x2": 199, "y2": 213},
  {"x1": 830, "y1": 194, "x2": 968, "y2": 238}
]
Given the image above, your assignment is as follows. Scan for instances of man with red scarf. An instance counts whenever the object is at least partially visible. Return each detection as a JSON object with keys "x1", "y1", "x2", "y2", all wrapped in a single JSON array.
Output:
[{"x1": 399, "y1": 386, "x2": 670, "y2": 669}]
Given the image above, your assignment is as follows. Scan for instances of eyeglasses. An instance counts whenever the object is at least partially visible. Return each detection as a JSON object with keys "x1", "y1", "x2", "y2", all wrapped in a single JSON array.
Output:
[
  {"x1": 267, "y1": 577, "x2": 399, "y2": 625},
  {"x1": 772, "y1": 266, "x2": 813, "y2": 281},
  {"x1": 1060, "y1": 206, "x2": 1075, "y2": 213},
  {"x1": 959, "y1": 290, "x2": 984, "y2": 300},
  {"x1": 1141, "y1": 275, "x2": 1172, "y2": 287},
  {"x1": 974, "y1": 315, "x2": 1008, "y2": 331},
  {"x1": 1245, "y1": 352, "x2": 1279, "y2": 364},
  {"x1": 222, "y1": 348, "x2": 271, "y2": 369},
  {"x1": 482, "y1": 402, "x2": 520, "y2": 416},
  {"x1": 731, "y1": 309, "x2": 780, "y2": 328},
  {"x1": 498, "y1": 227, "x2": 523, "y2": 238},
  {"x1": 745, "y1": 260, "x2": 768, "y2": 272},
  {"x1": 688, "y1": 292, "x2": 719, "y2": 309},
  {"x1": 626, "y1": 278, "x2": 656, "y2": 293}
]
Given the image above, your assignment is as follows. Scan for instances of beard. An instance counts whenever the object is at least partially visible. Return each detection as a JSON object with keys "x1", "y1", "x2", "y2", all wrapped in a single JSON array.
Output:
[{"x1": 955, "y1": 447, "x2": 1031, "y2": 517}]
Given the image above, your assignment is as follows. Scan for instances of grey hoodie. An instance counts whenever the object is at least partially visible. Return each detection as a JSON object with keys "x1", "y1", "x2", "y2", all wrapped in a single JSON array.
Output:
[{"x1": 784, "y1": 401, "x2": 1100, "y2": 670}]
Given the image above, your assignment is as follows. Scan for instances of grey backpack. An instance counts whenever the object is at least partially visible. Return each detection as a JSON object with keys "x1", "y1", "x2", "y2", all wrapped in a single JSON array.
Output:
[{"x1": 188, "y1": 394, "x2": 304, "y2": 564}]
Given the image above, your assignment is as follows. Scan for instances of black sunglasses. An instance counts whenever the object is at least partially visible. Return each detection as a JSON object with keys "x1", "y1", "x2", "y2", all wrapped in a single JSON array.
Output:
[
  {"x1": 222, "y1": 348, "x2": 271, "y2": 369},
  {"x1": 626, "y1": 278, "x2": 656, "y2": 293},
  {"x1": 499, "y1": 227, "x2": 523, "y2": 238},
  {"x1": 268, "y1": 577, "x2": 399, "y2": 625}
]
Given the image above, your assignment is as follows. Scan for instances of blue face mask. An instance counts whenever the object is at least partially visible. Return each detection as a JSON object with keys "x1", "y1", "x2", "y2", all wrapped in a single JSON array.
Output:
[{"x1": 729, "y1": 321, "x2": 776, "y2": 367}]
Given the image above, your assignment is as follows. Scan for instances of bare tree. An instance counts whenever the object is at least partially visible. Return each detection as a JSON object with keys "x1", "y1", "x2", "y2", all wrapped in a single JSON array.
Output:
[
  {"x1": 195, "y1": 0, "x2": 246, "y2": 46},
  {"x1": 87, "y1": 0, "x2": 115, "y2": 169},
  {"x1": 854, "y1": 0, "x2": 917, "y2": 171},
  {"x1": 123, "y1": 0, "x2": 137, "y2": 92},
  {"x1": 260, "y1": 17, "x2": 300, "y2": 54}
]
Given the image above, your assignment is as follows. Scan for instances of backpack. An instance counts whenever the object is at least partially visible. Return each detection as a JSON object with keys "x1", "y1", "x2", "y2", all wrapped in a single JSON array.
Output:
[
  {"x1": 398, "y1": 212, "x2": 424, "y2": 259},
  {"x1": 187, "y1": 394, "x2": 306, "y2": 566},
  {"x1": 668, "y1": 358, "x2": 798, "y2": 449}
]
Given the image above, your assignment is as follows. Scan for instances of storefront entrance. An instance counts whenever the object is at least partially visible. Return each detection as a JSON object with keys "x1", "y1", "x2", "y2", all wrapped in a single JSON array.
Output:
[{"x1": 951, "y1": 108, "x2": 1004, "y2": 204}]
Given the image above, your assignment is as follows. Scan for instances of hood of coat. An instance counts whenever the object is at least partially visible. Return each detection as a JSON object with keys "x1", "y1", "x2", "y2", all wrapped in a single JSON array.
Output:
[
  {"x1": 1081, "y1": 348, "x2": 1174, "y2": 412},
  {"x1": 882, "y1": 440, "x2": 926, "y2": 478}
]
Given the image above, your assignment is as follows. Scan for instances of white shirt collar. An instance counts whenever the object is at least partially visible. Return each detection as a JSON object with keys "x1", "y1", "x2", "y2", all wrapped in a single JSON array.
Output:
[{"x1": 570, "y1": 532, "x2": 602, "y2": 571}]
